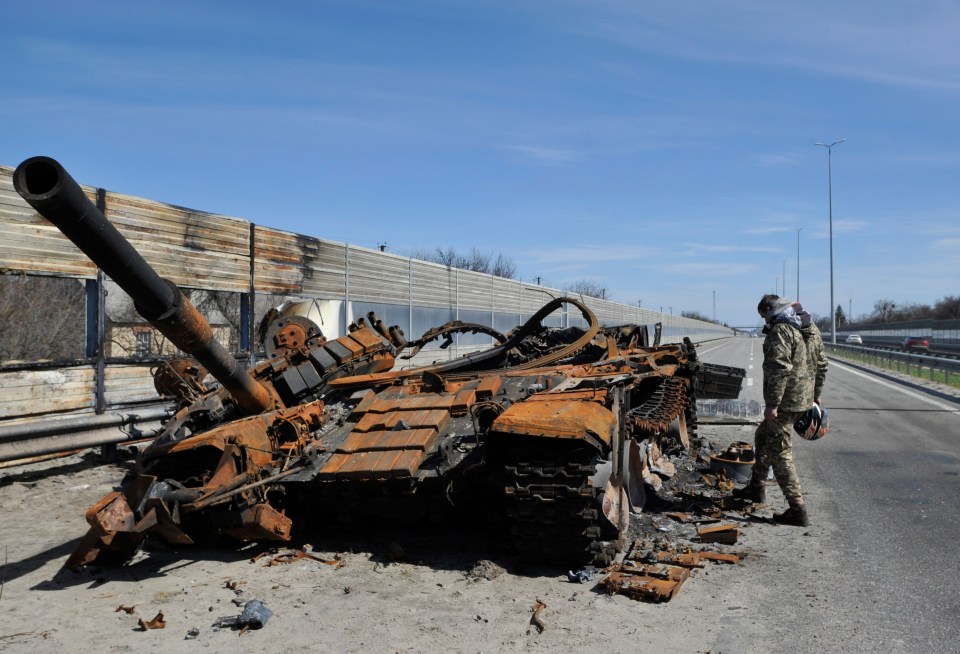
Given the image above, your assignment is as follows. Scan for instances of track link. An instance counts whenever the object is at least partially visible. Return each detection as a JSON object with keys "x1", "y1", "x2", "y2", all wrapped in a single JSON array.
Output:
[{"x1": 502, "y1": 442, "x2": 620, "y2": 566}]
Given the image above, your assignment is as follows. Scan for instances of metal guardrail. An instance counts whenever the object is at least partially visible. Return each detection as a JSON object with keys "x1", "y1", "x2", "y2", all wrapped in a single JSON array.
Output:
[
  {"x1": 0, "y1": 405, "x2": 173, "y2": 464},
  {"x1": 826, "y1": 343, "x2": 960, "y2": 386}
]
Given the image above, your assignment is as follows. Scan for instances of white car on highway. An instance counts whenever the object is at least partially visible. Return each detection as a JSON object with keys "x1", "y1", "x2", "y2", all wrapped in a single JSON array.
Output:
[{"x1": 845, "y1": 334, "x2": 863, "y2": 345}]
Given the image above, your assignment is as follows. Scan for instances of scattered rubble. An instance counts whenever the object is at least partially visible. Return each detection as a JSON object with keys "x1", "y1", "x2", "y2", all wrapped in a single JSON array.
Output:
[
  {"x1": 466, "y1": 559, "x2": 505, "y2": 582},
  {"x1": 530, "y1": 598, "x2": 547, "y2": 633},
  {"x1": 137, "y1": 611, "x2": 166, "y2": 631}
]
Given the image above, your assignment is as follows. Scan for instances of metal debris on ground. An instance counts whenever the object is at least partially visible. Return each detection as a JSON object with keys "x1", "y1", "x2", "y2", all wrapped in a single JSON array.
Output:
[
  {"x1": 213, "y1": 600, "x2": 273, "y2": 634},
  {"x1": 566, "y1": 566, "x2": 598, "y2": 584},
  {"x1": 600, "y1": 561, "x2": 690, "y2": 602},
  {"x1": 254, "y1": 547, "x2": 344, "y2": 568},
  {"x1": 238, "y1": 600, "x2": 272, "y2": 630},
  {"x1": 699, "y1": 551, "x2": 741, "y2": 564},
  {"x1": 530, "y1": 598, "x2": 547, "y2": 633},
  {"x1": 696, "y1": 523, "x2": 739, "y2": 545},
  {"x1": 598, "y1": 539, "x2": 743, "y2": 603},
  {"x1": 115, "y1": 605, "x2": 136, "y2": 614},
  {"x1": 137, "y1": 611, "x2": 166, "y2": 630},
  {"x1": 708, "y1": 441, "x2": 756, "y2": 483}
]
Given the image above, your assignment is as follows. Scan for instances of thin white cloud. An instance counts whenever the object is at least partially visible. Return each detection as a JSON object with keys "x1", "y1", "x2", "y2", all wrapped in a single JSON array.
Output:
[
  {"x1": 501, "y1": 145, "x2": 582, "y2": 164},
  {"x1": 932, "y1": 237, "x2": 960, "y2": 250},
  {"x1": 682, "y1": 243, "x2": 780, "y2": 254},
  {"x1": 523, "y1": 245, "x2": 639, "y2": 265},
  {"x1": 743, "y1": 225, "x2": 802, "y2": 236},
  {"x1": 544, "y1": 0, "x2": 960, "y2": 92}
]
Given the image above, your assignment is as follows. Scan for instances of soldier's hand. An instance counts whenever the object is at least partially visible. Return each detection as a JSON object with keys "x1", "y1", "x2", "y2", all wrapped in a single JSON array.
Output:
[{"x1": 764, "y1": 406, "x2": 779, "y2": 422}]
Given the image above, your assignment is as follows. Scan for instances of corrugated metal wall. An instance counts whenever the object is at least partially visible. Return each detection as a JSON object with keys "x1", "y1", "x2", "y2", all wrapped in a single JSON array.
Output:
[{"x1": 0, "y1": 163, "x2": 734, "y2": 425}]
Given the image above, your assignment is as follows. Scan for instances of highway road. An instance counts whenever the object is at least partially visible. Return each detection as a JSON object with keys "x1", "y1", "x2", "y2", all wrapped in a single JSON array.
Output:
[{"x1": 694, "y1": 336, "x2": 960, "y2": 653}]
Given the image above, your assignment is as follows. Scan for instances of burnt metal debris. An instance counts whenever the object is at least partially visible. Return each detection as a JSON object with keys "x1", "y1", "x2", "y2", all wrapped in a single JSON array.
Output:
[
  {"x1": 599, "y1": 540, "x2": 743, "y2": 603},
  {"x1": 14, "y1": 156, "x2": 746, "y2": 570}
]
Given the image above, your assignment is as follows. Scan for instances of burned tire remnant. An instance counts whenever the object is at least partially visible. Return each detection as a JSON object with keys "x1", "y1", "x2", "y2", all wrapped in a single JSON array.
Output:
[{"x1": 13, "y1": 156, "x2": 746, "y2": 571}]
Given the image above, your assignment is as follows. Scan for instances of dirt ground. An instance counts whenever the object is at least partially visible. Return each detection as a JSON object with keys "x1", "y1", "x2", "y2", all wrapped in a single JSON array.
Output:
[{"x1": 0, "y1": 420, "x2": 823, "y2": 654}]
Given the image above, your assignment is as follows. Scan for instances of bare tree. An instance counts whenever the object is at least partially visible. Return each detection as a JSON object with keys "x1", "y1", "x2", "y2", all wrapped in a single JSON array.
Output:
[
  {"x1": 681, "y1": 310, "x2": 712, "y2": 322},
  {"x1": 565, "y1": 279, "x2": 608, "y2": 300},
  {"x1": 872, "y1": 299, "x2": 897, "y2": 322},
  {"x1": 407, "y1": 246, "x2": 519, "y2": 279},
  {"x1": 933, "y1": 295, "x2": 960, "y2": 319},
  {"x1": 491, "y1": 253, "x2": 517, "y2": 279},
  {"x1": 0, "y1": 274, "x2": 86, "y2": 363}
]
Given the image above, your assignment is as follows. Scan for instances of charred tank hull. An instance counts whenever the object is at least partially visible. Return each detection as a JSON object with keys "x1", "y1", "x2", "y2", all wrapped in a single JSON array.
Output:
[{"x1": 14, "y1": 156, "x2": 739, "y2": 569}]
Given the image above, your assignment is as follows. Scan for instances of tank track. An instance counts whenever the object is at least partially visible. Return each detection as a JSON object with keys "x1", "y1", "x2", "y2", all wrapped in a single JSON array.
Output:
[
  {"x1": 626, "y1": 376, "x2": 689, "y2": 434},
  {"x1": 685, "y1": 386, "x2": 700, "y2": 444},
  {"x1": 502, "y1": 442, "x2": 621, "y2": 567}
]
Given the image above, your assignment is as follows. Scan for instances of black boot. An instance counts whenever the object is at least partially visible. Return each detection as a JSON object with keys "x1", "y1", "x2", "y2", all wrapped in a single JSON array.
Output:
[
  {"x1": 772, "y1": 502, "x2": 809, "y2": 527},
  {"x1": 731, "y1": 479, "x2": 765, "y2": 503}
]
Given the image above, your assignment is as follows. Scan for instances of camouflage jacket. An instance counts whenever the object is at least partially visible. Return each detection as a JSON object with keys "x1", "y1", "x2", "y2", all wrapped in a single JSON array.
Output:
[
  {"x1": 800, "y1": 322, "x2": 828, "y2": 400},
  {"x1": 762, "y1": 322, "x2": 814, "y2": 412}
]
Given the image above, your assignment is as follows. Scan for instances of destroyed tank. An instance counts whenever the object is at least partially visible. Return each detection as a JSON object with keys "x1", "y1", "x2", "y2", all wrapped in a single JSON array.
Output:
[{"x1": 14, "y1": 156, "x2": 744, "y2": 569}]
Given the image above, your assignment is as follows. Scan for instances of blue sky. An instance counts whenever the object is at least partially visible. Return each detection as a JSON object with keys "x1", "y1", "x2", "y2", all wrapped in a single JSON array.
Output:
[{"x1": 4, "y1": 1, "x2": 959, "y2": 327}]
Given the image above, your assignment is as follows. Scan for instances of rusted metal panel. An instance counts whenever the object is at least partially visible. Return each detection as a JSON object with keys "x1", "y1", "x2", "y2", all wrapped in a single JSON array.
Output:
[
  {"x1": 600, "y1": 563, "x2": 690, "y2": 602},
  {"x1": 346, "y1": 328, "x2": 384, "y2": 353},
  {"x1": 354, "y1": 408, "x2": 451, "y2": 433},
  {"x1": 0, "y1": 167, "x2": 97, "y2": 277},
  {"x1": 492, "y1": 400, "x2": 615, "y2": 445},
  {"x1": 104, "y1": 192, "x2": 251, "y2": 292},
  {"x1": 102, "y1": 365, "x2": 163, "y2": 406},
  {"x1": 366, "y1": 394, "x2": 459, "y2": 413},
  {"x1": 348, "y1": 247, "x2": 410, "y2": 304},
  {"x1": 336, "y1": 427, "x2": 439, "y2": 453},
  {"x1": 253, "y1": 226, "x2": 347, "y2": 297},
  {"x1": 475, "y1": 375, "x2": 502, "y2": 399},
  {"x1": 410, "y1": 259, "x2": 456, "y2": 308},
  {"x1": 0, "y1": 367, "x2": 95, "y2": 418},
  {"x1": 696, "y1": 523, "x2": 740, "y2": 544}
]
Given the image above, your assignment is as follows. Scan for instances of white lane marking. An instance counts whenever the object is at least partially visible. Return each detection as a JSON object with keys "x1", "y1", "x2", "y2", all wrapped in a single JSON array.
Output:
[
  {"x1": 747, "y1": 378, "x2": 754, "y2": 386},
  {"x1": 833, "y1": 361, "x2": 960, "y2": 415},
  {"x1": 697, "y1": 341, "x2": 734, "y2": 356},
  {"x1": 748, "y1": 365, "x2": 753, "y2": 369}
]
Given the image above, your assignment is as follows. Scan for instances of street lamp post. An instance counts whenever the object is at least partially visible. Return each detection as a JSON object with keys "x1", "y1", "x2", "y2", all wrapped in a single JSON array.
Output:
[
  {"x1": 795, "y1": 228, "x2": 802, "y2": 300},
  {"x1": 815, "y1": 139, "x2": 844, "y2": 344}
]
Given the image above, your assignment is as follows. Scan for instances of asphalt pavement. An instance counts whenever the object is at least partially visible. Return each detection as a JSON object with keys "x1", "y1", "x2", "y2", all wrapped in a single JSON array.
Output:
[{"x1": 696, "y1": 336, "x2": 960, "y2": 653}]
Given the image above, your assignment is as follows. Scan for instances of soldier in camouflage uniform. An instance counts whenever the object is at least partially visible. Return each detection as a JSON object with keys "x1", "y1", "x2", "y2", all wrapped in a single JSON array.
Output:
[{"x1": 732, "y1": 294, "x2": 827, "y2": 526}]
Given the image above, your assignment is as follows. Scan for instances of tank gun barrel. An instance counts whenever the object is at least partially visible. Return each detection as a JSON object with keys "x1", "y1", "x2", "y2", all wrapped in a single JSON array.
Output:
[{"x1": 13, "y1": 156, "x2": 272, "y2": 414}]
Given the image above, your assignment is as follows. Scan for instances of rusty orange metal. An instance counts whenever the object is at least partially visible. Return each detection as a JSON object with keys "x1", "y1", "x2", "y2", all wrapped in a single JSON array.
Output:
[
  {"x1": 491, "y1": 399, "x2": 616, "y2": 447},
  {"x1": 696, "y1": 523, "x2": 740, "y2": 545},
  {"x1": 600, "y1": 563, "x2": 690, "y2": 602}
]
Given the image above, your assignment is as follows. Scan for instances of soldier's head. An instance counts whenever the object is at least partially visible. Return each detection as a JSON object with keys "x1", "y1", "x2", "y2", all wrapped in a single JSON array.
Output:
[{"x1": 757, "y1": 294, "x2": 780, "y2": 321}]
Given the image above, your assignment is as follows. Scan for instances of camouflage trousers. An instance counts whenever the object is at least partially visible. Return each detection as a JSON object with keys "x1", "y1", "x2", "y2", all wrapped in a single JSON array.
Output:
[{"x1": 752, "y1": 411, "x2": 804, "y2": 502}]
